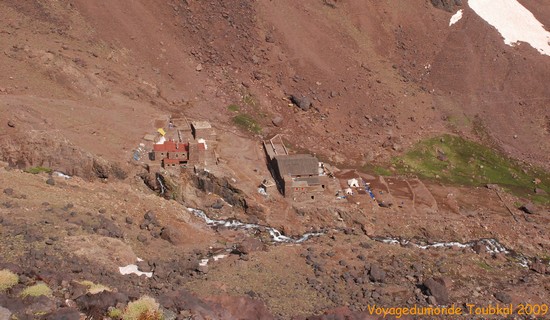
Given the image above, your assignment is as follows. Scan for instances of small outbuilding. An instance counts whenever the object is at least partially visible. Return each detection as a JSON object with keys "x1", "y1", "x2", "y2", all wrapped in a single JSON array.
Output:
[{"x1": 191, "y1": 121, "x2": 214, "y2": 140}]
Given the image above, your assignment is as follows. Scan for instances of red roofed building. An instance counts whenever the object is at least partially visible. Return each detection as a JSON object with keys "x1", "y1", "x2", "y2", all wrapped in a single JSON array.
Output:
[
  {"x1": 152, "y1": 140, "x2": 189, "y2": 168},
  {"x1": 163, "y1": 158, "x2": 181, "y2": 167}
]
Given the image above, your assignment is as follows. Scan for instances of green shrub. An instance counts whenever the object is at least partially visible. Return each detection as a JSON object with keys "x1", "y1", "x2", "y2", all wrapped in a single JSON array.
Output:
[
  {"x1": 233, "y1": 114, "x2": 261, "y2": 134},
  {"x1": 20, "y1": 282, "x2": 52, "y2": 298},
  {"x1": 78, "y1": 280, "x2": 110, "y2": 294},
  {"x1": 24, "y1": 166, "x2": 52, "y2": 174},
  {"x1": 0, "y1": 269, "x2": 19, "y2": 291},
  {"x1": 108, "y1": 307, "x2": 123, "y2": 319},
  {"x1": 242, "y1": 94, "x2": 257, "y2": 107},
  {"x1": 227, "y1": 104, "x2": 240, "y2": 112},
  {"x1": 123, "y1": 296, "x2": 163, "y2": 320}
]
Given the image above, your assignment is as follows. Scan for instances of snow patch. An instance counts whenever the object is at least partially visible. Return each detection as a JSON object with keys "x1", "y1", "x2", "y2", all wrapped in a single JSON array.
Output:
[
  {"x1": 449, "y1": 9, "x2": 463, "y2": 26},
  {"x1": 469, "y1": 0, "x2": 550, "y2": 56},
  {"x1": 119, "y1": 264, "x2": 153, "y2": 278},
  {"x1": 198, "y1": 259, "x2": 209, "y2": 267},
  {"x1": 198, "y1": 254, "x2": 228, "y2": 267},
  {"x1": 53, "y1": 171, "x2": 71, "y2": 179}
]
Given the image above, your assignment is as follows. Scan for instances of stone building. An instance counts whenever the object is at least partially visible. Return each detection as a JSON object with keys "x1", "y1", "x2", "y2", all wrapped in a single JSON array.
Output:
[
  {"x1": 191, "y1": 121, "x2": 214, "y2": 140},
  {"x1": 263, "y1": 135, "x2": 329, "y2": 201}
]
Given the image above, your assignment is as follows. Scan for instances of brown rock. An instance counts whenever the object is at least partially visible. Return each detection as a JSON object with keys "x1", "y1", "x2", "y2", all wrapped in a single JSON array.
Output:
[
  {"x1": 42, "y1": 308, "x2": 80, "y2": 320},
  {"x1": 76, "y1": 292, "x2": 128, "y2": 318},
  {"x1": 369, "y1": 263, "x2": 386, "y2": 283},
  {"x1": 7, "y1": 120, "x2": 15, "y2": 128},
  {"x1": 472, "y1": 243, "x2": 487, "y2": 254},
  {"x1": 290, "y1": 94, "x2": 312, "y2": 111},
  {"x1": 137, "y1": 234, "x2": 148, "y2": 243},
  {"x1": 235, "y1": 237, "x2": 265, "y2": 255},
  {"x1": 137, "y1": 260, "x2": 153, "y2": 272},
  {"x1": 530, "y1": 262, "x2": 547, "y2": 274},
  {"x1": 265, "y1": 34, "x2": 275, "y2": 43},
  {"x1": 272, "y1": 116, "x2": 283, "y2": 127},
  {"x1": 160, "y1": 226, "x2": 184, "y2": 245},
  {"x1": 494, "y1": 291, "x2": 512, "y2": 304},
  {"x1": 520, "y1": 203, "x2": 538, "y2": 215},
  {"x1": 423, "y1": 277, "x2": 450, "y2": 305},
  {"x1": 197, "y1": 264, "x2": 209, "y2": 274},
  {"x1": 0, "y1": 306, "x2": 12, "y2": 320}
]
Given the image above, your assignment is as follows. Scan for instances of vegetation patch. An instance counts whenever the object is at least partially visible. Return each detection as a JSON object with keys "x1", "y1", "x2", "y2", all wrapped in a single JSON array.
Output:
[
  {"x1": 242, "y1": 93, "x2": 257, "y2": 107},
  {"x1": 233, "y1": 114, "x2": 261, "y2": 134},
  {"x1": 0, "y1": 269, "x2": 19, "y2": 292},
  {"x1": 108, "y1": 307, "x2": 123, "y2": 319},
  {"x1": 392, "y1": 134, "x2": 550, "y2": 204},
  {"x1": 477, "y1": 260, "x2": 493, "y2": 271},
  {"x1": 24, "y1": 166, "x2": 52, "y2": 174},
  {"x1": 362, "y1": 164, "x2": 392, "y2": 176},
  {"x1": 20, "y1": 282, "x2": 52, "y2": 298},
  {"x1": 123, "y1": 296, "x2": 163, "y2": 320},
  {"x1": 78, "y1": 280, "x2": 111, "y2": 294},
  {"x1": 227, "y1": 104, "x2": 240, "y2": 112}
]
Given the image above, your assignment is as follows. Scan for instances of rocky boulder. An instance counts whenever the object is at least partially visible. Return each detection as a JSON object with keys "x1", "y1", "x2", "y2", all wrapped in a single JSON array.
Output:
[
  {"x1": 494, "y1": 291, "x2": 512, "y2": 304},
  {"x1": 76, "y1": 292, "x2": 128, "y2": 319},
  {"x1": 290, "y1": 94, "x2": 312, "y2": 111},
  {"x1": 271, "y1": 116, "x2": 283, "y2": 127},
  {"x1": 0, "y1": 306, "x2": 12, "y2": 320},
  {"x1": 234, "y1": 238, "x2": 265, "y2": 255},
  {"x1": 42, "y1": 307, "x2": 81, "y2": 320},
  {"x1": 160, "y1": 226, "x2": 185, "y2": 245},
  {"x1": 423, "y1": 277, "x2": 450, "y2": 305},
  {"x1": 530, "y1": 262, "x2": 547, "y2": 274},
  {"x1": 430, "y1": 0, "x2": 462, "y2": 12},
  {"x1": 368, "y1": 263, "x2": 386, "y2": 283},
  {"x1": 520, "y1": 203, "x2": 539, "y2": 215}
]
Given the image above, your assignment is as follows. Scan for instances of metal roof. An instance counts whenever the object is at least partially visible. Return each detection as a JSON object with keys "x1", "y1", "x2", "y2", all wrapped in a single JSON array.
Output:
[{"x1": 274, "y1": 154, "x2": 319, "y2": 177}]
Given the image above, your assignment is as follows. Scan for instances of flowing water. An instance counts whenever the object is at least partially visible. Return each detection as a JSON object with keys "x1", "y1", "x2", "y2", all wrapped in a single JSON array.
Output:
[
  {"x1": 157, "y1": 174, "x2": 166, "y2": 195},
  {"x1": 188, "y1": 207, "x2": 534, "y2": 268},
  {"x1": 370, "y1": 236, "x2": 530, "y2": 267},
  {"x1": 187, "y1": 208, "x2": 323, "y2": 243}
]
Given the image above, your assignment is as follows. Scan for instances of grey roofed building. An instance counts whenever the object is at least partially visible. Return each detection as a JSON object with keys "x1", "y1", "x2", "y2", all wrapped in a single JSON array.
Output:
[
  {"x1": 273, "y1": 154, "x2": 319, "y2": 177},
  {"x1": 191, "y1": 121, "x2": 212, "y2": 130}
]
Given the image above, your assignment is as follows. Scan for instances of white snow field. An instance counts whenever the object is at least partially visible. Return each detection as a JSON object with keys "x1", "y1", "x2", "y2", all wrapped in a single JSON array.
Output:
[{"x1": 468, "y1": 0, "x2": 550, "y2": 56}]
